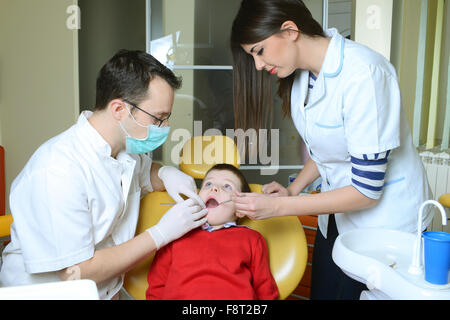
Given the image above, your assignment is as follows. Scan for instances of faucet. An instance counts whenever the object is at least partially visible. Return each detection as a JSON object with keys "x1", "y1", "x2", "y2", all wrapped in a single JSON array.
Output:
[{"x1": 408, "y1": 200, "x2": 448, "y2": 275}]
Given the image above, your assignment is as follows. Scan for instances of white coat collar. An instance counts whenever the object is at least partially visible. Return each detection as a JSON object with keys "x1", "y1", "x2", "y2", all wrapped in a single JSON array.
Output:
[
  {"x1": 77, "y1": 111, "x2": 113, "y2": 157},
  {"x1": 321, "y1": 28, "x2": 345, "y2": 78},
  {"x1": 302, "y1": 28, "x2": 345, "y2": 110},
  {"x1": 77, "y1": 110, "x2": 136, "y2": 165},
  {"x1": 76, "y1": 111, "x2": 137, "y2": 193}
]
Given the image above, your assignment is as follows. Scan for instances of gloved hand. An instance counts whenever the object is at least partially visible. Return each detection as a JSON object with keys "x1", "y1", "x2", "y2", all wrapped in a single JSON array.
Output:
[
  {"x1": 158, "y1": 166, "x2": 205, "y2": 208},
  {"x1": 147, "y1": 198, "x2": 208, "y2": 250}
]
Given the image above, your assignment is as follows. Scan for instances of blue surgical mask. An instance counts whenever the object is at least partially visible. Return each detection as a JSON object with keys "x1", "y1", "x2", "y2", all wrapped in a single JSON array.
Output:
[{"x1": 119, "y1": 109, "x2": 170, "y2": 154}]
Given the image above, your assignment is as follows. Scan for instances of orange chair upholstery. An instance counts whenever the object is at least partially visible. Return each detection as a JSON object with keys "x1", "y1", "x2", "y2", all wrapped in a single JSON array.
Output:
[
  {"x1": 1, "y1": 146, "x2": 5, "y2": 216},
  {"x1": 0, "y1": 146, "x2": 12, "y2": 238}
]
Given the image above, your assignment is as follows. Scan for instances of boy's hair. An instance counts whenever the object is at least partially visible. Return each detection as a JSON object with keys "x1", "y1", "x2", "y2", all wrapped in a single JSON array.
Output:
[
  {"x1": 204, "y1": 163, "x2": 251, "y2": 193},
  {"x1": 95, "y1": 49, "x2": 182, "y2": 111}
]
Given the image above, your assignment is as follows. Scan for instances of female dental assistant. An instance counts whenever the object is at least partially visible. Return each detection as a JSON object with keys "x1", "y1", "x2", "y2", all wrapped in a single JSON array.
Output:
[
  {"x1": 0, "y1": 50, "x2": 207, "y2": 299},
  {"x1": 230, "y1": 0, "x2": 432, "y2": 300}
]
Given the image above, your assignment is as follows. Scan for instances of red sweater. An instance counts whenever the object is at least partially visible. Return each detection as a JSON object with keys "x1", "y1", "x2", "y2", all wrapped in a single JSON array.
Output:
[{"x1": 146, "y1": 227, "x2": 279, "y2": 300}]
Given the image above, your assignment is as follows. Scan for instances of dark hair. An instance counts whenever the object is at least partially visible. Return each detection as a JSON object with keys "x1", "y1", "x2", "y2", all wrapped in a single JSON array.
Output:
[
  {"x1": 94, "y1": 49, "x2": 182, "y2": 110},
  {"x1": 230, "y1": 0, "x2": 325, "y2": 130},
  {"x1": 204, "y1": 163, "x2": 251, "y2": 193}
]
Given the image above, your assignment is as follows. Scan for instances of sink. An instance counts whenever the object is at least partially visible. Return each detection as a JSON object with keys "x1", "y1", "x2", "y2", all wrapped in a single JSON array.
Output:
[{"x1": 332, "y1": 228, "x2": 450, "y2": 300}]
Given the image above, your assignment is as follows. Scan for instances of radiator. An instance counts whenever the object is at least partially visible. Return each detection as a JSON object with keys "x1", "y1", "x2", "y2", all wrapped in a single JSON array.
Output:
[{"x1": 419, "y1": 150, "x2": 450, "y2": 232}]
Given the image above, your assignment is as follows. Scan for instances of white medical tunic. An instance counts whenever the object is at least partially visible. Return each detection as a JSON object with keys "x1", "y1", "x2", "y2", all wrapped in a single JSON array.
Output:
[
  {"x1": 291, "y1": 29, "x2": 432, "y2": 237},
  {"x1": 0, "y1": 111, "x2": 153, "y2": 299}
]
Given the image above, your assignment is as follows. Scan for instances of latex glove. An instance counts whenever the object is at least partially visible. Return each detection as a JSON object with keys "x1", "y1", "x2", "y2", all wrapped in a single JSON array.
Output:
[
  {"x1": 147, "y1": 198, "x2": 208, "y2": 250},
  {"x1": 158, "y1": 166, "x2": 205, "y2": 208}
]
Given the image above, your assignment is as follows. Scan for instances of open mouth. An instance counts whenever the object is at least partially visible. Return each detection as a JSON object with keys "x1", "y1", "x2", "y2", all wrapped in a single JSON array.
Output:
[
  {"x1": 205, "y1": 197, "x2": 219, "y2": 209},
  {"x1": 269, "y1": 67, "x2": 277, "y2": 75}
]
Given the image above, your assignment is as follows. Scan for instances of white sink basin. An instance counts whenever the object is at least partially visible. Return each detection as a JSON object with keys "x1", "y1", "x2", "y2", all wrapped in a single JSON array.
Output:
[{"x1": 332, "y1": 228, "x2": 450, "y2": 300}]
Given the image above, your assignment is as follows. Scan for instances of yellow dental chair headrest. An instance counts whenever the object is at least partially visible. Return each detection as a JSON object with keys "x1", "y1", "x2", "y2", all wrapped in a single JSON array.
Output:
[{"x1": 179, "y1": 135, "x2": 240, "y2": 179}]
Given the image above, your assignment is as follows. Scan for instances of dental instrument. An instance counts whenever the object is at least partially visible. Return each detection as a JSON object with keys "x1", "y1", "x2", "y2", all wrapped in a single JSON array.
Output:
[{"x1": 161, "y1": 199, "x2": 233, "y2": 206}]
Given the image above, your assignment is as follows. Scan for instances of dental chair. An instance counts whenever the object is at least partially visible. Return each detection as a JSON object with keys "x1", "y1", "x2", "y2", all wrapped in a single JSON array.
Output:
[
  {"x1": 439, "y1": 193, "x2": 450, "y2": 210},
  {"x1": 0, "y1": 137, "x2": 308, "y2": 300},
  {"x1": 123, "y1": 135, "x2": 308, "y2": 300}
]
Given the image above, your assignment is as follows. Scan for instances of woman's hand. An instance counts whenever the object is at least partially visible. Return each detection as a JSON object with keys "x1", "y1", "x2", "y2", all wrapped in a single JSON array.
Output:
[
  {"x1": 262, "y1": 181, "x2": 290, "y2": 197},
  {"x1": 231, "y1": 192, "x2": 281, "y2": 220}
]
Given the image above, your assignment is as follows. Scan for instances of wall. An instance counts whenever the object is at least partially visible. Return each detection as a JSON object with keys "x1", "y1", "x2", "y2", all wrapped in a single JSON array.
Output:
[
  {"x1": 437, "y1": 0, "x2": 449, "y2": 147},
  {"x1": 391, "y1": 0, "x2": 422, "y2": 129},
  {"x1": 389, "y1": 0, "x2": 404, "y2": 78},
  {"x1": 328, "y1": 0, "x2": 352, "y2": 37},
  {"x1": 0, "y1": 0, "x2": 80, "y2": 213},
  {"x1": 304, "y1": 0, "x2": 323, "y2": 27},
  {"x1": 78, "y1": 0, "x2": 146, "y2": 111},
  {"x1": 160, "y1": 0, "x2": 196, "y2": 166},
  {"x1": 354, "y1": 0, "x2": 393, "y2": 60},
  {"x1": 390, "y1": 0, "x2": 449, "y2": 146}
]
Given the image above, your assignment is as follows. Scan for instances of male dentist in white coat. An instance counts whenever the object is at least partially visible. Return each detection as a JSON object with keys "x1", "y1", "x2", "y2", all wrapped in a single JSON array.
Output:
[{"x1": 0, "y1": 50, "x2": 208, "y2": 299}]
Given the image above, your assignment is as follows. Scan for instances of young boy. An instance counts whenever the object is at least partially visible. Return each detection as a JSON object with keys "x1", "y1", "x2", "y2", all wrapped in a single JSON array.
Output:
[{"x1": 146, "y1": 163, "x2": 279, "y2": 300}]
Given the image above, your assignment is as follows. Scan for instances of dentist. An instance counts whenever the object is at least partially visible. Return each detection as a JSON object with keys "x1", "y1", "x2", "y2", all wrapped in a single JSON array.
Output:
[
  {"x1": 230, "y1": 0, "x2": 432, "y2": 300},
  {"x1": 0, "y1": 50, "x2": 207, "y2": 299}
]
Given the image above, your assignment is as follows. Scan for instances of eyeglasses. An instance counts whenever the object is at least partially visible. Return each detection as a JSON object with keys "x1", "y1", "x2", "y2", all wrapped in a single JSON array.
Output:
[{"x1": 123, "y1": 99, "x2": 171, "y2": 127}]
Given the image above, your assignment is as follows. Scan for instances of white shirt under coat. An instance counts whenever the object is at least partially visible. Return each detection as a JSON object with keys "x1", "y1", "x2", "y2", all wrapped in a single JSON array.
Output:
[
  {"x1": 0, "y1": 111, "x2": 153, "y2": 299},
  {"x1": 291, "y1": 29, "x2": 433, "y2": 237}
]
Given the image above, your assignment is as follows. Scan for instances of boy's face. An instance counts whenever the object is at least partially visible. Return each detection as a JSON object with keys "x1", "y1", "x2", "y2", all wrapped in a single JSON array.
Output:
[{"x1": 199, "y1": 170, "x2": 241, "y2": 226}]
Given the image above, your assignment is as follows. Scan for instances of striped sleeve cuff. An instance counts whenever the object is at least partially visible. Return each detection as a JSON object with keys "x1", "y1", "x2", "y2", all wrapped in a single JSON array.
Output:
[{"x1": 350, "y1": 151, "x2": 390, "y2": 200}]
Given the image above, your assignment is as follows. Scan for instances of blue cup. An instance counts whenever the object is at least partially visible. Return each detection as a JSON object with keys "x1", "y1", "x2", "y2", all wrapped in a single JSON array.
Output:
[{"x1": 422, "y1": 231, "x2": 450, "y2": 285}]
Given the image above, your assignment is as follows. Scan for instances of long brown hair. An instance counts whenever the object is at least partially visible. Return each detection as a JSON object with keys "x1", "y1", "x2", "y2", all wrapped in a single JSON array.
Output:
[{"x1": 230, "y1": 0, "x2": 325, "y2": 131}]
